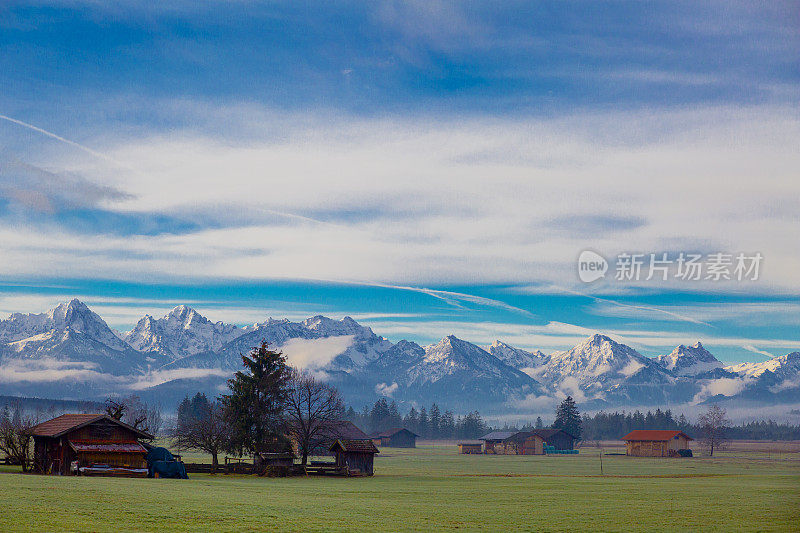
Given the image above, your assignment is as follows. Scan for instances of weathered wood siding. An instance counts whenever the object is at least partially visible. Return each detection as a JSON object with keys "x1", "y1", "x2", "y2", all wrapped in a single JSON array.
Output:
[{"x1": 522, "y1": 435, "x2": 544, "y2": 455}]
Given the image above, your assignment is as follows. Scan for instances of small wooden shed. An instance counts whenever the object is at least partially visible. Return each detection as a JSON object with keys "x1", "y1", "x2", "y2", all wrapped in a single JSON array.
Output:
[
  {"x1": 330, "y1": 439, "x2": 379, "y2": 476},
  {"x1": 621, "y1": 430, "x2": 693, "y2": 457},
  {"x1": 458, "y1": 442, "x2": 483, "y2": 454},
  {"x1": 28, "y1": 413, "x2": 153, "y2": 476},
  {"x1": 371, "y1": 428, "x2": 418, "y2": 448}
]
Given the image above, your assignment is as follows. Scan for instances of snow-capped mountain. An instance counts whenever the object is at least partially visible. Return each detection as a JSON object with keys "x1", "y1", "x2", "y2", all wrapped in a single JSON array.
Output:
[
  {"x1": 125, "y1": 305, "x2": 247, "y2": 359},
  {"x1": 535, "y1": 334, "x2": 676, "y2": 405},
  {"x1": 170, "y1": 315, "x2": 394, "y2": 372},
  {"x1": 0, "y1": 299, "x2": 149, "y2": 375},
  {"x1": 655, "y1": 342, "x2": 723, "y2": 376},
  {"x1": 487, "y1": 340, "x2": 548, "y2": 370},
  {"x1": 1, "y1": 300, "x2": 798, "y2": 410}
]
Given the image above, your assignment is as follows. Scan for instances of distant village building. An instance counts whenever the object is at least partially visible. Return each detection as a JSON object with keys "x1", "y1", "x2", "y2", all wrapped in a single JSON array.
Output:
[
  {"x1": 458, "y1": 442, "x2": 483, "y2": 454},
  {"x1": 371, "y1": 428, "x2": 418, "y2": 448},
  {"x1": 479, "y1": 431, "x2": 518, "y2": 454},
  {"x1": 480, "y1": 429, "x2": 577, "y2": 455},
  {"x1": 330, "y1": 439, "x2": 379, "y2": 476},
  {"x1": 27, "y1": 414, "x2": 153, "y2": 476},
  {"x1": 621, "y1": 430, "x2": 693, "y2": 457}
]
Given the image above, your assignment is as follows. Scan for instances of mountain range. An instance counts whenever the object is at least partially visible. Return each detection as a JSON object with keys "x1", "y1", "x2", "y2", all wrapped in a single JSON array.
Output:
[{"x1": 0, "y1": 299, "x2": 797, "y2": 412}]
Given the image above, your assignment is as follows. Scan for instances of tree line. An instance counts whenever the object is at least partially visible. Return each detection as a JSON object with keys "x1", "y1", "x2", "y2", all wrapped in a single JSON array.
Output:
[
  {"x1": 343, "y1": 398, "x2": 489, "y2": 439},
  {"x1": 579, "y1": 408, "x2": 800, "y2": 441}
]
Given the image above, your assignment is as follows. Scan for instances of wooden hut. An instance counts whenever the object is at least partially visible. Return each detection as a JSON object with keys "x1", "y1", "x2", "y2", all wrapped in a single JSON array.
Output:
[
  {"x1": 621, "y1": 430, "x2": 693, "y2": 457},
  {"x1": 293, "y1": 420, "x2": 371, "y2": 457},
  {"x1": 479, "y1": 430, "x2": 517, "y2": 454},
  {"x1": 28, "y1": 414, "x2": 153, "y2": 476},
  {"x1": 371, "y1": 428, "x2": 418, "y2": 448},
  {"x1": 458, "y1": 442, "x2": 483, "y2": 454},
  {"x1": 329, "y1": 439, "x2": 379, "y2": 476},
  {"x1": 503, "y1": 432, "x2": 546, "y2": 455}
]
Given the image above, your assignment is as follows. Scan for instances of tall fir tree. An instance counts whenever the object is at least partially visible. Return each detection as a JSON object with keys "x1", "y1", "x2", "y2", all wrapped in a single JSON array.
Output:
[
  {"x1": 220, "y1": 341, "x2": 291, "y2": 455},
  {"x1": 553, "y1": 396, "x2": 582, "y2": 440}
]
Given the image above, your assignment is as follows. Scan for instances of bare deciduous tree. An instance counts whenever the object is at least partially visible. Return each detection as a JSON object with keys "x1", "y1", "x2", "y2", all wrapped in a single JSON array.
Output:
[
  {"x1": 105, "y1": 396, "x2": 162, "y2": 436},
  {"x1": 171, "y1": 400, "x2": 230, "y2": 473},
  {"x1": 0, "y1": 405, "x2": 35, "y2": 472},
  {"x1": 698, "y1": 404, "x2": 730, "y2": 457},
  {"x1": 284, "y1": 370, "x2": 344, "y2": 466}
]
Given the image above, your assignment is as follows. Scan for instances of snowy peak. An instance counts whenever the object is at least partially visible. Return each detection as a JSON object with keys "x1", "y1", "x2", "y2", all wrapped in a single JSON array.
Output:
[
  {"x1": 124, "y1": 306, "x2": 245, "y2": 358},
  {"x1": 656, "y1": 341, "x2": 722, "y2": 376},
  {"x1": 540, "y1": 334, "x2": 658, "y2": 388},
  {"x1": 487, "y1": 340, "x2": 548, "y2": 369},
  {"x1": 300, "y1": 315, "x2": 377, "y2": 338},
  {"x1": 0, "y1": 299, "x2": 127, "y2": 350},
  {"x1": 725, "y1": 351, "x2": 800, "y2": 379}
]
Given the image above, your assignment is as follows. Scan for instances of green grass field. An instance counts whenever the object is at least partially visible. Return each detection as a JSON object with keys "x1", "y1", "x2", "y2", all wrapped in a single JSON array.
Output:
[{"x1": 1, "y1": 444, "x2": 798, "y2": 532}]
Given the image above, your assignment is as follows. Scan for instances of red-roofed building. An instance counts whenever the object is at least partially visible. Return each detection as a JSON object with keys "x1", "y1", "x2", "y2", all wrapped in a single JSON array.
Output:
[
  {"x1": 27, "y1": 414, "x2": 153, "y2": 476},
  {"x1": 621, "y1": 430, "x2": 693, "y2": 457}
]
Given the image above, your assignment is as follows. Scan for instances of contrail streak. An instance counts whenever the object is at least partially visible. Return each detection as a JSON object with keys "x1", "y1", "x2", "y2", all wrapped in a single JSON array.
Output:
[{"x1": 0, "y1": 113, "x2": 123, "y2": 166}]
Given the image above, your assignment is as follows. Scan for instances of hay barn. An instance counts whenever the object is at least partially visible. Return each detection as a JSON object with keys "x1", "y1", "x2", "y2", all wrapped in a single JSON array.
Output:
[
  {"x1": 622, "y1": 430, "x2": 693, "y2": 457},
  {"x1": 458, "y1": 442, "x2": 483, "y2": 454},
  {"x1": 479, "y1": 430, "x2": 517, "y2": 454},
  {"x1": 504, "y1": 432, "x2": 546, "y2": 455},
  {"x1": 28, "y1": 414, "x2": 153, "y2": 476},
  {"x1": 371, "y1": 428, "x2": 418, "y2": 448},
  {"x1": 330, "y1": 439, "x2": 379, "y2": 476}
]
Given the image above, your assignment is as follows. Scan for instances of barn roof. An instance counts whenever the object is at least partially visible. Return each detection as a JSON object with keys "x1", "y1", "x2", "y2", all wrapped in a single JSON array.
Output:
[
  {"x1": 319, "y1": 420, "x2": 370, "y2": 440},
  {"x1": 372, "y1": 427, "x2": 419, "y2": 438},
  {"x1": 531, "y1": 428, "x2": 577, "y2": 440},
  {"x1": 479, "y1": 430, "x2": 517, "y2": 441},
  {"x1": 27, "y1": 413, "x2": 154, "y2": 440},
  {"x1": 621, "y1": 430, "x2": 693, "y2": 442},
  {"x1": 329, "y1": 439, "x2": 380, "y2": 454},
  {"x1": 503, "y1": 428, "x2": 577, "y2": 443}
]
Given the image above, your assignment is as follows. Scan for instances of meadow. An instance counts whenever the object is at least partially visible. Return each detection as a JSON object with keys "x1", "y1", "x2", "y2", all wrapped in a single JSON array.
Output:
[{"x1": 1, "y1": 442, "x2": 798, "y2": 532}]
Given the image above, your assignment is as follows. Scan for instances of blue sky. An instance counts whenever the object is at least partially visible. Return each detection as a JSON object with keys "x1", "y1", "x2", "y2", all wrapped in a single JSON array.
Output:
[{"x1": 0, "y1": 1, "x2": 798, "y2": 363}]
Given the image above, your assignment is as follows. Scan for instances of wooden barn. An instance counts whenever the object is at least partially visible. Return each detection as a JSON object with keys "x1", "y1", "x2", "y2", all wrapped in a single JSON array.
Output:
[
  {"x1": 458, "y1": 442, "x2": 483, "y2": 454},
  {"x1": 479, "y1": 430, "x2": 517, "y2": 454},
  {"x1": 622, "y1": 430, "x2": 693, "y2": 457},
  {"x1": 28, "y1": 414, "x2": 153, "y2": 476},
  {"x1": 295, "y1": 420, "x2": 371, "y2": 457},
  {"x1": 330, "y1": 439, "x2": 379, "y2": 476},
  {"x1": 531, "y1": 428, "x2": 577, "y2": 451},
  {"x1": 371, "y1": 428, "x2": 418, "y2": 448},
  {"x1": 504, "y1": 431, "x2": 546, "y2": 455}
]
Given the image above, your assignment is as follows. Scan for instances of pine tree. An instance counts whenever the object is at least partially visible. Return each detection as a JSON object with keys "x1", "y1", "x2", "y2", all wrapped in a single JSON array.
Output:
[
  {"x1": 220, "y1": 341, "x2": 291, "y2": 455},
  {"x1": 419, "y1": 407, "x2": 429, "y2": 439},
  {"x1": 535, "y1": 416, "x2": 543, "y2": 429},
  {"x1": 430, "y1": 404, "x2": 441, "y2": 439},
  {"x1": 553, "y1": 396, "x2": 582, "y2": 440}
]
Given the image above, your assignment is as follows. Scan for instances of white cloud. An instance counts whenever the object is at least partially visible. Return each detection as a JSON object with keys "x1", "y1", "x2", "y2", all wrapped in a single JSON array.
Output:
[
  {"x1": 375, "y1": 382, "x2": 399, "y2": 397},
  {"x1": 126, "y1": 368, "x2": 230, "y2": 390},
  {"x1": 556, "y1": 376, "x2": 587, "y2": 403},
  {"x1": 3, "y1": 103, "x2": 791, "y2": 293},
  {"x1": 0, "y1": 359, "x2": 112, "y2": 384},
  {"x1": 620, "y1": 360, "x2": 645, "y2": 377},
  {"x1": 691, "y1": 377, "x2": 749, "y2": 404},
  {"x1": 278, "y1": 335, "x2": 355, "y2": 370}
]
